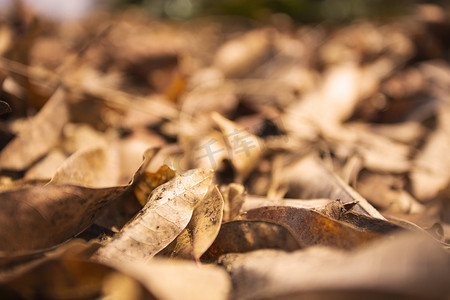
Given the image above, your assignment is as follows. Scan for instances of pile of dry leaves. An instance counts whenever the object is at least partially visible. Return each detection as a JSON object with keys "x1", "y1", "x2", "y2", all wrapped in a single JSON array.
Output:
[{"x1": 0, "y1": 2, "x2": 449, "y2": 299}]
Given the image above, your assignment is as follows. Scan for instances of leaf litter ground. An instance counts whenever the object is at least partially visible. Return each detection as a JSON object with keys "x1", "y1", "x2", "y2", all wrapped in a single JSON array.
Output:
[{"x1": 0, "y1": 3, "x2": 449, "y2": 299}]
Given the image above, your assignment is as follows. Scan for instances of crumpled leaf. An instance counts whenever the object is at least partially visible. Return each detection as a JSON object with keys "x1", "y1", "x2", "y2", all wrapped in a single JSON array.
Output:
[
  {"x1": 202, "y1": 220, "x2": 302, "y2": 261},
  {"x1": 0, "y1": 88, "x2": 69, "y2": 171},
  {"x1": 217, "y1": 232, "x2": 450, "y2": 300},
  {"x1": 316, "y1": 200, "x2": 402, "y2": 234},
  {"x1": 245, "y1": 206, "x2": 382, "y2": 249},
  {"x1": 134, "y1": 164, "x2": 176, "y2": 206},
  {"x1": 94, "y1": 168, "x2": 214, "y2": 263},
  {"x1": 0, "y1": 148, "x2": 155, "y2": 253},
  {"x1": 160, "y1": 185, "x2": 224, "y2": 260}
]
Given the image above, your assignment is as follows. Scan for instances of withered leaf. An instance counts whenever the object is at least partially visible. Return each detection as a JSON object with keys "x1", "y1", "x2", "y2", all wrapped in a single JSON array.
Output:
[
  {"x1": 161, "y1": 185, "x2": 224, "y2": 260},
  {"x1": 211, "y1": 112, "x2": 263, "y2": 182},
  {"x1": 221, "y1": 183, "x2": 245, "y2": 222},
  {"x1": 280, "y1": 154, "x2": 384, "y2": 219},
  {"x1": 0, "y1": 148, "x2": 155, "y2": 253},
  {"x1": 134, "y1": 164, "x2": 176, "y2": 206},
  {"x1": 217, "y1": 232, "x2": 450, "y2": 300},
  {"x1": 0, "y1": 184, "x2": 129, "y2": 253},
  {"x1": 317, "y1": 200, "x2": 402, "y2": 234},
  {"x1": 111, "y1": 258, "x2": 231, "y2": 300},
  {"x1": 0, "y1": 88, "x2": 69, "y2": 171},
  {"x1": 95, "y1": 168, "x2": 214, "y2": 263},
  {"x1": 202, "y1": 220, "x2": 302, "y2": 261},
  {"x1": 245, "y1": 206, "x2": 382, "y2": 249},
  {"x1": 50, "y1": 146, "x2": 120, "y2": 188},
  {"x1": 0, "y1": 257, "x2": 153, "y2": 300}
]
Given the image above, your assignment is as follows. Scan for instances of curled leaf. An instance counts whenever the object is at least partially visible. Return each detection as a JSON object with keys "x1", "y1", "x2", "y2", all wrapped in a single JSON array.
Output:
[
  {"x1": 161, "y1": 185, "x2": 224, "y2": 260},
  {"x1": 95, "y1": 168, "x2": 214, "y2": 263},
  {"x1": 245, "y1": 206, "x2": 382, "y2": 249},
  {"x1": 202, "y1": 220, "x2": 302, "y2": 261}
]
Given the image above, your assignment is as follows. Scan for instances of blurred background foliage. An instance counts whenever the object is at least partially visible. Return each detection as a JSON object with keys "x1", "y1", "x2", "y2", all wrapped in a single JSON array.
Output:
[{"x1": 111, "y1": 0, "x2": 449, "y2": 23}]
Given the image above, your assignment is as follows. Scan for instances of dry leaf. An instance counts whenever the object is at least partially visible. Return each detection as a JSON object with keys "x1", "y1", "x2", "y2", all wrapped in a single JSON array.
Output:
[
  {"x1": 211, "y1": 112, "x2": 263, "y2": 181},
  {"x1": 109, "y1": 258, "x2": 231, "y2": 300},
  {"x1": 221, "y1": 183, "x2": 245, "y2": 222},
  {"x1": 411, "y1": 104, "x2": 450, "y2": 201},
  {"x1": 50, "y1": 146, "x2": 120, "y2": 188},
  {"x1": 202, "y1": 220, "x2": 302, "y2": 261},
  {"x1": 0, "y1": 88, "x2": 69, "y2": 171},
  {"x1": 245, "y1": 206, "x2": 382, "y2": 249},
  {"x1": 213, "y1": 29, "x2": 272, "y2": 78},
  {"x1": 217, "y1": 232, "x2": 450, "y2": 299},
  {"x1": 0, "y1": 184, "x2": 129, "y2": 253},
  {"x1": 161, "y1": 185, "x2": 224, "y2": 260},
  {"x1": 242, "y1": 195, "x2": 331, "y2": 212},
  {"x1": 279, "y1": 154, "x2": 385, "y2": 219},
  {"x1": 133, "y1": 164, "x2": 176, "y2": 206},
  {"x1": 95, "y1": 168, "x2": 214, "y2": 263},
  {"x1": 0, "y1": 257, "x2": 153, "y2": 300}
]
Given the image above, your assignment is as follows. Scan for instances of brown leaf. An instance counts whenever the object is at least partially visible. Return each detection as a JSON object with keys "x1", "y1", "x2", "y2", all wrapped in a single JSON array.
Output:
[
  {"x1": 242, "y1": 195, "x2": 331, "y2": 212},
  {"x1": 211, "y1": 112, "x2": 263, "y2": 182},
  {"x1": 94, "y1": 168, "x2": 214, "y2": 263},
  {"x1": 50, "y1": 146, "x2": 120, "y2": 188},
  {"x1": 221, "y1": 183, "x2": 245, "y2": 222},
  {"x1": 134, "y1": 164, "x2": 176, "y2": 206},
  {"x1": 202, "y1": 220, "x2": 302, "y2": 261},
  {"x1": 0, "y1": 184, "x2": 129, "y2": 253},
  {"x1": 245, "y1": 206, "x2": 382, "y2": 249},
  {"x1": 0, "y1": 148, "x2": 156, "y2": 253},
  {"x1": 317, "y1": 200, "x2": 402, "y2": 234},
  {"x1": 217, "y1": 232, "x2": 450, "y2": 300},
  {"x1": 279, "y1": 154, "x2": 385, "y2": 219},
  {"x1": 109, "y1": 258, "x2": 231, "y2": 300},
  {"x1": 0, "y1": 257, "x2": 153, "y2": 300},
  {"x1": 160, "y1": 185, "x2": 224, "y2": 260},
  {"x1": 0, "y1": 88, "x2": 69, "y2": 171}
]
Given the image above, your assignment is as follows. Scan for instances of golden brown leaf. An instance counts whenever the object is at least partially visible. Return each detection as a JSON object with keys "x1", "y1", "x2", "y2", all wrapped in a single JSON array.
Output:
[
  {"x1": 245, "y1": 206, "x2": 382, "y2": 249},
  {"x1": 160, "y1": 185, "x2": 224, "y2": 260},
  {"x1": 95, "y1": 168, "x2": 214, "y2": 263}
]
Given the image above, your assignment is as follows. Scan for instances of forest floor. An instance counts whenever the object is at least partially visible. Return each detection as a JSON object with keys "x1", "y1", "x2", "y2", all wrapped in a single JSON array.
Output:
[{"x1": 0, "y1": 2, "x2": 449, "y2": 299}]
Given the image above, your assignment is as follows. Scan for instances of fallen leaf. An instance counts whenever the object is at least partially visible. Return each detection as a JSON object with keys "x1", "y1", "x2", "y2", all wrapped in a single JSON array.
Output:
[
  {"x1": 221, "y1": 183, "x2": 245, "y2": 222},
  {"x1": 94, "y1": 168, "x2": 214, "y2": 263},
  {"x1": 50, "y1": 146, "x2": 120, "y2": 188},
  {"x1": 160, "y1": 185, "x2": 224, "y2": 260},
  {"x1": 202, "y1": 220, "x2": 302, "y2": 261},
  {"x1": 245, "y1": 206, "x2": 382, "y2": 249},
  {"x1": 217, "y1": 232, "x2": 450, "y2": 300},
  {"x1": 211, "y1": 112, "x2": 263, "y2": 182},
  {"x1": 279, "y1": 154, "x2": 385, "y2": 219},
  {"x1": 0, "y1": 257, "x2": 153, "y2": 300},
  {"x1": 0, "y1": 148, "x2": 156, "y2": 253},
  {"x1": 109, "y1": 258, "x2": 231, "y2": 300},
  {"x1": 0, "y1": 184, "x2": 129, "y2": 253},
  {"x1": 0, "y1": 88, "x2": 69, "y2": 171},
  {"x1": 134, "y1": 164, "x2": 177, "y2": 206}
]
